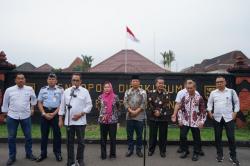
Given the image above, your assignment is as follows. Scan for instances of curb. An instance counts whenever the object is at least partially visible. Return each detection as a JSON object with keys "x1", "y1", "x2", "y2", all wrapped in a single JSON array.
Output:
[{"x1": 0, "y1": 138, "x2": 250, "y2": 147}]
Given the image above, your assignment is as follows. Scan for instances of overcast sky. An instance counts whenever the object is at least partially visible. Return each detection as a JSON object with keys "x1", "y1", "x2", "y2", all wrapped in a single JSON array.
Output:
[{"x1": 1, "y1": 0, "x2": 249, "y2": 71}]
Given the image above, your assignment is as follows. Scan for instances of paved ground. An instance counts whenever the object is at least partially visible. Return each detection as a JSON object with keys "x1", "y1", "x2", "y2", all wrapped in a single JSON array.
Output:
[{"x1": 0, "y1": 143, "x2": 249, "y2": 166}]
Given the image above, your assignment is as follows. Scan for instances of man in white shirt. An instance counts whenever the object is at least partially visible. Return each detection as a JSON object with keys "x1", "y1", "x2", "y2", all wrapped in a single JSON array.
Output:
[
  {"x1": 1, "y1": 73, "x2": 37, "y2": 166},
  {"x1": 58, "y1": 73, "x2": 92, "y2": 166},
  {"x1": 207, "y1": 76, "x2": 240, "y2": 166}
]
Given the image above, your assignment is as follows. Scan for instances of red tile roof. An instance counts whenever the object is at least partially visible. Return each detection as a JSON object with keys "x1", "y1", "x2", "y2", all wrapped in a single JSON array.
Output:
[
  {"x1": 90, "y1": 49, "x2": 168, "y2": 73},
  {"x1": 181, "y1": 50, "x2": 250, "y2": 73},
  {"x1": 63, "y1": 57, "x2": 83, "y2": 72},
  {"x1": 34, "y1": 63, "x2": 54, "y2": 72}
]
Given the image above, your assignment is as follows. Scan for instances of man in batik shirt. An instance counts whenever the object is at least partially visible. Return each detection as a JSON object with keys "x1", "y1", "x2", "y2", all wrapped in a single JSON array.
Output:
[
  {"x1": 178, "y1": 81, "x2": 207, "y2": 161},
  {"x1": 147, "y1": 77, "x2": 171, "y2": 158},
  {"x1": 124, "y1": 75, "x2": 147, "y2": 158}
]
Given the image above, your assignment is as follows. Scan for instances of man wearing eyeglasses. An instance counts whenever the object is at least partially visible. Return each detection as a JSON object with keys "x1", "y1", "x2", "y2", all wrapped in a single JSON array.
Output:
[
  {"x1": 58, "y1": 73, "x2": 92, "y2": 166},
  {"x1": 207, "y1": 76, "x2": 240, "y2": 166}
]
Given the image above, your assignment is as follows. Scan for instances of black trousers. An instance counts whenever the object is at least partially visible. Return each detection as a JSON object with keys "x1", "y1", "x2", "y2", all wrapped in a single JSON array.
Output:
[
  {"x1": 180, "y1": 125, "x2": 201, "y2": 154},
  {"x1": 40, "y1": 114, "x2": 61, "y2": 157},
  {"x1": 68, "y1": 125, "x2": 86, "y2": 163},
  {"x1": 100, "y1": 123, "x2": 117, "y2": 157},
  {"x1": 148, "y1": 120, "x2": 168, "y2": 153},
  {"x1": 213, "y1": 118, "x2": 236, "y2": 157},
  {"x1": 126, "y1": 120, "x2": 144, "y2": 152}
]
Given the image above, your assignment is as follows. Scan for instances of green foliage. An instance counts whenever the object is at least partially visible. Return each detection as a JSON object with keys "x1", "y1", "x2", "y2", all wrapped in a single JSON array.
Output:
[
  {"x1": 160, "y1": 50, "x2": 175, "y2": 71},
  {"x1": 72, "y1": 54, "x2": 94, "y2": 72},
  {"x1": 246, "y1": 110, "x2": 250, "y2": 130}
]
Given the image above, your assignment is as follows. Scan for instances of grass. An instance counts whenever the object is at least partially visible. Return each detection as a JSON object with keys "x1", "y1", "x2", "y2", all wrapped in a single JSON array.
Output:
[{"x1": 0, "y1": 124, "x2": 250, "y2": 141}]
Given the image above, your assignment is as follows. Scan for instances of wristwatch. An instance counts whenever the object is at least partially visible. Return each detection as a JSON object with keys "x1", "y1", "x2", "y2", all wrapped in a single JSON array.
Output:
[{"x1": 42, "y1": 112, "x2": 46, "y2": 116}]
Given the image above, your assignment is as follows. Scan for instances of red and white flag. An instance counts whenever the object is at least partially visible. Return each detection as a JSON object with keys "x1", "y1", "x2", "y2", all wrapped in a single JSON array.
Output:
[{"x1": 126, "y1": 26, "x2": 139, "y2": 42}]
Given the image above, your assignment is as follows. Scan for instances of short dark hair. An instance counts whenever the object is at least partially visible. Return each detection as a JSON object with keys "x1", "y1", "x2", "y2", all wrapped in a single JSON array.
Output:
[
  {"x1": 184, "y1": 78, "x2": 193, "y2": 84},
  {"x1": 72, "y1": 73, "x2": 81, "y2": 80},
  {"x1": 216, "y1": 75, "x2": 225, "y2": 80},
  {"x1": 15, "y1": 73, "x2": 25, "y2": 78},
  {"x1": 155, "y1": 76, "x2": 165, "y2": 84}
]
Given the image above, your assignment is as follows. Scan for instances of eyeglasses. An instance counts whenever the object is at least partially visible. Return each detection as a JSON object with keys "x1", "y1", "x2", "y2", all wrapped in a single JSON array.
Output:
[
  {"x1": 216, "y1": 81, "x2": 224, "y2": 83},
  {"x1": 72, "y1": 79, "x2": 80, "y2": 82}
]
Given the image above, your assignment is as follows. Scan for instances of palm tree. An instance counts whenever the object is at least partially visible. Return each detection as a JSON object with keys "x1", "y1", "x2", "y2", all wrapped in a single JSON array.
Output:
[
  {"x1": 81, "y1": 54, "x2": 94, "y2": 72},
  {"x1": 160, "y1": 50, "x2": 175, "y2": 70}
]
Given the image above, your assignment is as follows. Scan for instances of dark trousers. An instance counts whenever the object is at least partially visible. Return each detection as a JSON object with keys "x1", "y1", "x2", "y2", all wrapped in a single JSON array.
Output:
[
  {"x1": 213, "y1": 118, "x2": 236, "y2": 157},
  {"x1": 100, "y1": 123, "x2": 117, "y2": 157},
  {"x1": 126, "y1": 120, "x2": 143, "y2": 152},
  {"x1": 7, "y1": 116, "x2": 32, "y2": 160},
  {"x1": 180, "y1": 125, "x2": 201, "y2": 154},
  {"x1": 40, "y1": 114, "x2": 61, "y2": 157},
  {"x1": 68, "y1": 125, "x2": 86, "y2": 163},
  {"x1": 148, "y1": 120, "x2": 168, "y2": 153}
]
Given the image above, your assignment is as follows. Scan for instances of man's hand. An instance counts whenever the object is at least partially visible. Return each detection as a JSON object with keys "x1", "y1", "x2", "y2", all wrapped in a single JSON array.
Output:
[
  {"x1": 198, "y1": 122, "x2": 204, "y2": 129},
  {"x1": 171, "y1": 114, "x2": 177, "y2": 122},
  {"x1": 31, "y1": 109, "x2": 35, "y2": 116},
  {"x1": 154, "y1": 110, "x2": 160, "y2": 117},
  {"x1": 58, "y1": 117, "x2": 63, "y2": 128},
  {"x1": 72, "y1": 113, "x2": 84, "y2": 121},
  {"x1": 232, "y1": 112, "x2": 237, "y2": 120},
  {"x1": 129, "y1": 110, "x2": 137, "y2": 117},
  {"x1": 44, "y1": 113, "x2": 54, "y2": 120},
  {"x1": 208, "y1": 112, "x2": 214, "y2": 119}
]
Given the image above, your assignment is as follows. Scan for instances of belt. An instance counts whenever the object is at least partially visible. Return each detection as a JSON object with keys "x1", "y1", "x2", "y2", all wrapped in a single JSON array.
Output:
[{"x1": 43, "y1": 107, "x2": 57, "y2": 112}]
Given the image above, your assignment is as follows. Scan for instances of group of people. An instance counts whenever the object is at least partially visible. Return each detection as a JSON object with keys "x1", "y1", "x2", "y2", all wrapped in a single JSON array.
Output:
[{"x1": 1, "y1": 73, "x2": 241, "y2": 166}]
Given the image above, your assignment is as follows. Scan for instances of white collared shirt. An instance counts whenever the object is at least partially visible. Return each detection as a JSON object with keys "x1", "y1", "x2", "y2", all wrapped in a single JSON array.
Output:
[
  {"x1": 1, "y1": 85, "x2": 37, "y2": 120},
  {"x1": 207, "y1": 87, "x2": 240, "y2": 122},
  {"x1": 59, "y1": 86, "x2": 92, "y2": 126},
  {"x1": 175, "y1": 88, "x2": 200, "y2": 103}
]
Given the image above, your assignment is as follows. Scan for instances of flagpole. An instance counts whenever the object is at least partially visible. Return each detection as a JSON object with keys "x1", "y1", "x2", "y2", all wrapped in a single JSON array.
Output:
[
  {"x1": 153, "y1": 32, "x2": 156, "y2": 63},
  {"x1": 125, "y1": 26, "x2": 128, "y2": 73}
]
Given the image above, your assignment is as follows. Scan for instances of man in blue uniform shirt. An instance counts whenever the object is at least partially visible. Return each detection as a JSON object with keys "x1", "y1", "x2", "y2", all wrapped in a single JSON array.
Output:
[{"x1": 36, "y1": 73, "x2": 64, "y2": 162}]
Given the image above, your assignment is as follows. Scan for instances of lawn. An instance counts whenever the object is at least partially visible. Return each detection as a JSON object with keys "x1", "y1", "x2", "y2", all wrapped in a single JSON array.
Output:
[{"x1": 0, "y1": 124, "x2": 250, "y2": 141}]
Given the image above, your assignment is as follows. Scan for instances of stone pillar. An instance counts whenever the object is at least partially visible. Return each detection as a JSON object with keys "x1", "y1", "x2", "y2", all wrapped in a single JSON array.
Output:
[{"x1": 228, "y1": 55, "x2": 250, "y2": 128}]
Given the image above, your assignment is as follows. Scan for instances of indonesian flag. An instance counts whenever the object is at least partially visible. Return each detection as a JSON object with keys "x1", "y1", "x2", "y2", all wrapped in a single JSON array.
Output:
[{"x1": 126, "y1": 26, "x2": 139, "y2": 42}]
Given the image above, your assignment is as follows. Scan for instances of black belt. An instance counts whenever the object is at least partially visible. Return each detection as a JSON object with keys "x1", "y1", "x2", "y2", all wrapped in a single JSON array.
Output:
[{"x1": 43, "y1": 107, "x2": 57, "y2": 113}]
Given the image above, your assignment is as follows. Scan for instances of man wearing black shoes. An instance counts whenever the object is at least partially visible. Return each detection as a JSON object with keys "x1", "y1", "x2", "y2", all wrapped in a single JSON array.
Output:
[
  {"x1": 36, "y1": 73, "x2": 63, "y2": 162},
  {"x1": 177, "y1": 82, "x2": 207, "y2": 161},
  {"x1": 124, "y1": 75, "x2": 147, "y2": 158},
  {"x1": 1, "y1": 73, "x2": 38, "y2": 166},
  {"x1": 147, "y1": 77, "x2": 170, "y2": 158},
  {"x1": 207, "y1": 76, "x2": 240, "y2": 166}
]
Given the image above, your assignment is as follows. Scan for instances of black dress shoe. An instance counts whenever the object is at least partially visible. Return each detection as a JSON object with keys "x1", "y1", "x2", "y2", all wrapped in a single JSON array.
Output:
[
  {"x1": 148, "y1": 151, "x2": 154, "y2": 156},
  {"x1": 177, "y1": 147, "x2": 183, "y2": 153},
  {"x1": 126, "y1": 151, "x2": 133, "y2": 157},
  {"x1": 160, "y1": 152, "x2": 166, "y2": 158},
  {"x1": 199, "y1": 150, "x2": 205, "y2": 156},
  {"x1": 180, "y1": 151, "x2": 189, "y2": 159},
  {"x1": 109, "y1": 154, "x2": 116, "y2": 158},
  {"x1": 26, "y1": 154, "x2": 37, "y2": 161},
  {"x1": 78, "y1": 160, "x2": 85, "y2": 166},
  {"x1": 6, "y1": 158, "x2": 16, "y2": 166},
  {"x1": 36, "y1": 155, "x2": 47, "y2": 162},
  {"x1": 66, "y1": 162, "x2": 75, "y2": 166},
  {"x1": 192, "y1": 154, "x2": 199, "y2": 161},
  {"x1": 55, "y1": 154, "x2": 62, "y2": 161},
  {"x1": 136, "y1": 151, "x2": 143, "y2": 158}
]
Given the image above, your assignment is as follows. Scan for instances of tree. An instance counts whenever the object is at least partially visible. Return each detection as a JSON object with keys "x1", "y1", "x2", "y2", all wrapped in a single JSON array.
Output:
[
  {"x1": 160, "y1": 50, "x2": 175, "y2": 71},
  {"x1": 72, "y1": 54, "x2": 94, "y2": 72},
  {"x1": 81, "y1": 54, "x2": 94, "y2": 71}
]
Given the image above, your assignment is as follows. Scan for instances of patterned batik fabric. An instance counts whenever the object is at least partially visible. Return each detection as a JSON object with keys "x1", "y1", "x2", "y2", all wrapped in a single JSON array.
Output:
[{"x1": 178, "y1": 93, "x2": 207, "y2": 127}]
